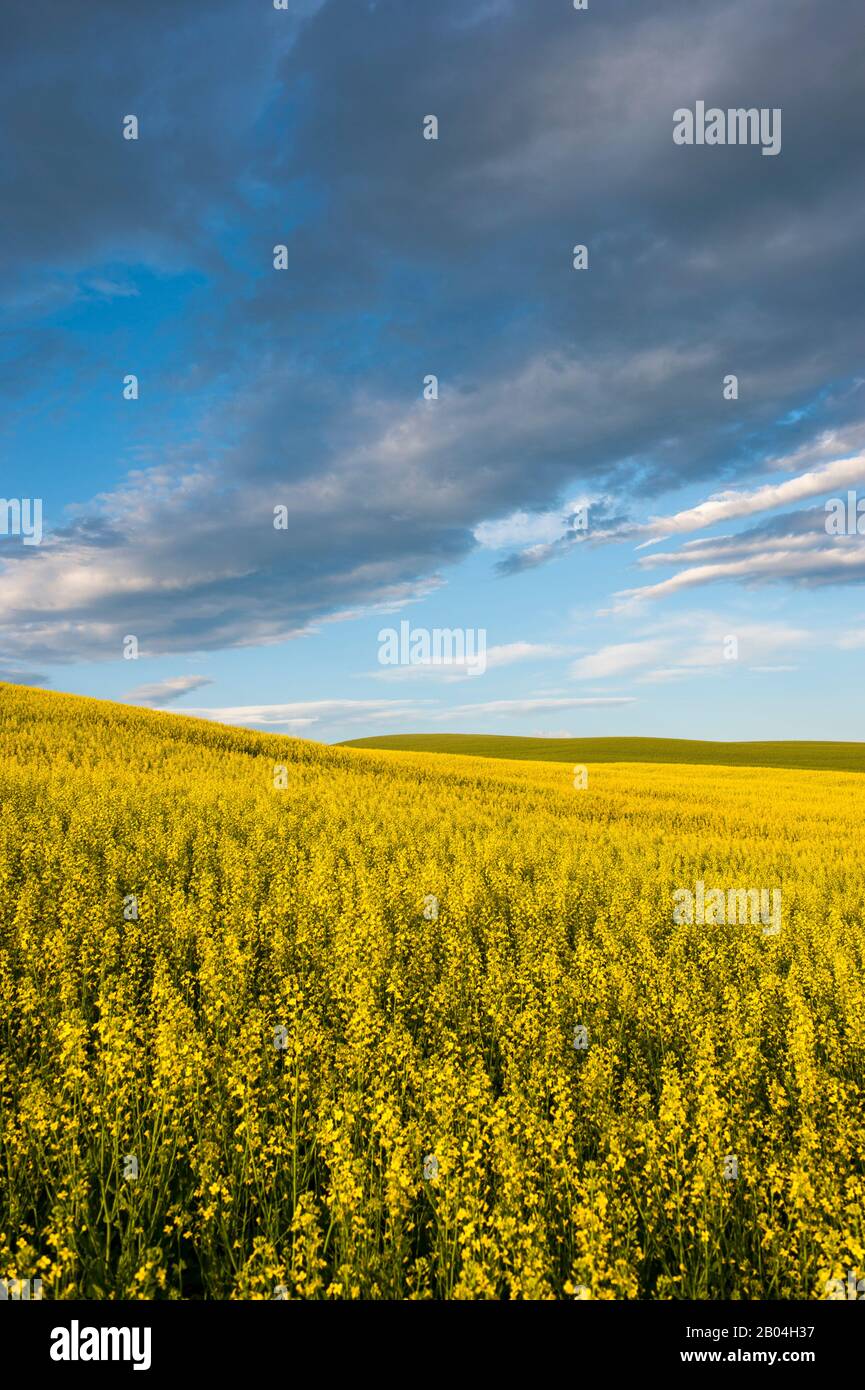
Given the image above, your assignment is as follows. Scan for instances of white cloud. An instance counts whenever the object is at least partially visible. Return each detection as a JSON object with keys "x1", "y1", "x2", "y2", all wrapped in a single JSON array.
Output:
[
  {"x1": 635, "y1": 531, "x2": 821, "y2": 569},
  {"x1": 571, "y1": 619, "x2": 810, "y2": 683},
  {"x1": 616, "y1": 544, "x2": 865, "y2": 607},
  {"x1": 642, "y1": 453, "x2": 865, "y2": 539},
  {"x1": 181, "y1": 698, "x2": 437, "y2": 730},
  {"x1": 441, "y1": 696, "x2": 634, "y2": 717},
  {"x1": 124, "y1": 675, "x2": 213, "y2": 706},
  {"x1": 474, "y1": 500, "x2": 590, "y2": 550},
  {"x1": 571, "y1": 640, "x2": 668, "y2": 680},
  {"x1": 370, "y1": 640, "x2": 567, "y2": 681},
  {"x1": 176, "y1": 691, "x2": 633, "y2": 734}
]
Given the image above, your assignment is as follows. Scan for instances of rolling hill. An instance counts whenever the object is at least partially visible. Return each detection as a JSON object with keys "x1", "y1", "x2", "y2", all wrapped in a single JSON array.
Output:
[
  {"x1": 2, "y1": 683, "x2": 864, "y2": 1299},
  {"x1": 338, "y1": 732, "x2": 865, "y2": 774}
]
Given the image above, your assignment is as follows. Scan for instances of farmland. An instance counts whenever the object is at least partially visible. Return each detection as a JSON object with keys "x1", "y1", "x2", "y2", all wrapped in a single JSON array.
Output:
[
  {"x1": 1, "y1": 683, "x2": 863, "y2": 1299},
  {"x1": 340, "y1": 733, "x2": 865, "y2": 775}
]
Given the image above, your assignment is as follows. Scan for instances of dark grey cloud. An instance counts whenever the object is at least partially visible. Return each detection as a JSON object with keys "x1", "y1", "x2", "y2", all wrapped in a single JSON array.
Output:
[
  {"x1": 0, "y1": 0, "x2": 317, "y2": 277},
  {"x1": 2, "y1": 0, "x2": 864, "y2": 662}
]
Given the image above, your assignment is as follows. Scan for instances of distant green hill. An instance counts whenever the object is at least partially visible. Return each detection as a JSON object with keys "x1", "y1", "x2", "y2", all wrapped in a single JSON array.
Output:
[{"x1": 338, "y1": 733, "x2": 865, "y2": 774}]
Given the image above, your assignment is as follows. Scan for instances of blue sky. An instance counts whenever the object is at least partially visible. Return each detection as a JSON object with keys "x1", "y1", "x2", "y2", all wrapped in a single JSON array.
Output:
[{"x1": 2, "y1": 0, "x2": 864, "y2": 743}]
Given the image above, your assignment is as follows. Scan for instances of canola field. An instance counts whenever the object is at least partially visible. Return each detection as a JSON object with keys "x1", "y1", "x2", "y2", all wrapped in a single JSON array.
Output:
[{"x1": 1, "y1": 683, "x2": 863, "y2": 1300}]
